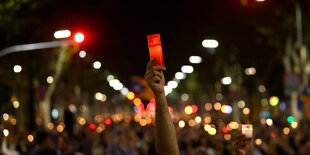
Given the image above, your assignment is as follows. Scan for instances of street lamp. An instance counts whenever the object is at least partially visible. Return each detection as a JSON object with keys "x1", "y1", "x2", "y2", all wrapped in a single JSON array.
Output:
[{"x1": 54, "y1": 30, "x2": 71, "y2": 39}]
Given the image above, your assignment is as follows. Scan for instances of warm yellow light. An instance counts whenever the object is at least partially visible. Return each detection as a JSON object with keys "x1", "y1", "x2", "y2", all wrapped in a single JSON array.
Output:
[
  {"x1": 208, "y1": 128, "x2": 217, "y2": 135},
  {"x1": 56, "y1": 124, "x2": 64, "y2": 133},
  {"x1": 139, "y1": 119, "x2": 147, "y2": 126},
  {"x1": 291, "y1": 121, "x2": 298, "y2": 129},
  {"x1": 127, "y1": 91, "x2": 135, "y2": 100},
  {"x1": 3, "y1": 113, "x2": 9, "y2": 121},
  {"x1": 3, "y1": 129, "x2": 9, "y2": 137},
  {"x1": 13, "y1": 101, "x2": 19, "y2": 109},
  {"x1": 224, "y1": 134, "x2": 231, "y2": 141},
  {"x1": 266, "y1": 118, "x2": 273, "y2": 126},
  {"x1": 243, "y1": 108, "x2": 250, "y2": 115},
  {"x1": 202, "y1": 39, "x2": 219, "y2": 48},
  {"x1": 228, "y1": 122, "x2": 239, "y2": 130},
  {"x1": 48, "y1": 123, "x2": 54, "y2": 130},
  {"x1": 28, "y1": 135, "x2": 34, "y2": 142},
  {"x1": 146, "y1": 117, "x2": 152, "y2": 124},
  {"x1": 255, "y1": 138, "x2": 262, "y2": 145},
  {"x1": 204, "y1": 124, "x2": 211, "y2": 132},
  {"x1": 205, "y1": 103, "x2": 212, "y2": 111},
  {"x1": 134, "y1": 114, "x2": 141, "y2": 122},
  {"x1": 10, "y1": 118, "x2": 17, "y2": 126},
  {"x1": 260, "y1": 118, "x2": 266, "y2": 125},
  {"x1": 96, "y1": 124, "x2": 105, "y2": 133},
  {"x1": 188, "y1": 119, "x2": 196, "y2": 127},
  {"x1": 78, "y1": 117, "x2": 86, "y2": 125},
  {"x1": 179, "y1": 120, "x2": 185, "y2": 128},
  {"x1": 221, "y1": 77, "x2": 232, "y2": 85},
  {"x1": 214, "y1": 102, "x2": 222, "y2": 111},
  {"x1": 204, "y1": 116, "x2": 211, "y2": 124},
  {"x1": 46, "y1": 76, "x2": 54, "y2": 84},
  {"x1": 184, "y1": 105, "x2": 193, "y2": 115},
  {"x1": 195, "y1": 116, "x2": 202, "y2": 124},
  {"x1": 283, "y1": 127, "x2": 290, "y2": 135},
  {"x1": 134, "y1": 98, "x2": 142, "y2": 106}
]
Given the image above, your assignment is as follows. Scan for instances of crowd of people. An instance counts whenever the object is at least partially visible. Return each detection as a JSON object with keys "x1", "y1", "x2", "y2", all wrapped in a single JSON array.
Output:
[{"x1": 1, "y1": 59, "x2": 310, "y2": 155}]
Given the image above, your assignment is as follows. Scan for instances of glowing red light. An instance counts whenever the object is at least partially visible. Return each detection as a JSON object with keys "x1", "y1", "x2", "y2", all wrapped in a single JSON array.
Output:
[
  {"x1": 74, "y1": 32, "x2": 84, "y2": 43},
  {"x1": 222, "y1": 127, "x2": 229, "y2": 134},
  {"x1": 89, "y1": 123, "x2": 96, "y2": 130},
  {"x1": 191, "y1": 105, "x2": 198, "y2": 113},
  {"x1": 104, "y1": 119, "x2": 112, "y2": 126},
  {"x1": 168, "y1": 106, "x2": 173, "y2": 114},
  {"x1": 150, "y1": 98, "x2": 156, "y2": 103}
]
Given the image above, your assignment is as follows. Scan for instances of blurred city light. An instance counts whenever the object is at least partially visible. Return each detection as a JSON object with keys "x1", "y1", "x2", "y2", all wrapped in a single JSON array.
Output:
[
  {"x1": 255, "y1": 138, "x2": 262, "y2": 145},
  {"x1": 57, "y1": 124, "x2": 64, "y2": 133},
  {"x1": 258, "y1": 85, "x2": 266, "y2": 93},
  {"x1": 189, "y1": 56, "x2": 202, "y2": 64},
  {"x1": 89, "y1": 123, "x2": 96, "y2": 130},
  {"x1": 256, "y1": 0, "x2": 265, "y2": 2},
  {"x1": 191, "y1": 105, "x2": 198, "y2": 113},
  {"x1": 167, "y1": 81, "x2": 178, "y2": 89},
  {"x1": 79, "y1": 50, "x2": 86, "y2": 58},
  {"x1": 121, "y1": 88, "x2": 129, "y2": 96},
  {"x1": 181, "y1": 93, "x2": 189, "y2": 101},
  {"x1": 13, "y1": 65, "x2": 22, "y2": 73},
  {"x1": 54, "y1": 30, "x2": 71, "y2": 39},
  {"x1": 46, "y1": 76, "x2": 54, "y2": 84},
  {"x1": 287, "y1": 116, "x2": 294, "y2": 124},
  {"x1": 133, "y1": 98, "x2": 142, "y2": 106},
  {"x1": 291, "y1": 121, "x2": 298, "y2": 128},
  {"x1": 3, "y1": 129, "x2": 9, "y2": 137},
  {"x1": 164, "y1": 86, "x2": 173, "y2": 96},
  {"x1": 204, "y1": 124, "x2": 211, "y2": 132},
  {"x1": 69, "y1": 104, "x2": 77, "y2": 113},
  {"x1": 107, "y1": 75, "x2": 114, "y2": 82},
  {"x1": 224, "y1": 134, "x2": 231, "y2": 141},
  {"x1": 105, "y1": 118, "x2": 112, "y2": 126},
  {"x1": 204, "y1": 116, "x2": 211, "y2": 124},
  {"x1": 283, "y1": 127, "x2": 290, "y2": 135},
  {"x1": 266, "y1": 118, "x2": 273, "y2": 126},
  {"x1": 28, "y1": 135, "x2": 34, "y2": 142},
  {"x1": 181, "y1": 65, "x2": 194, "y2": 74},
  {"x1": 237, "y1": 100, "x2": 245, "y2": 108},
  {"x1": 214, "y1": 102, "x2": 222, "y2": 111},
  {"x1": 179, "y1": 120, "x2": 185, "y2": 128},
  {"x1": 74, "y1": 32, "x2": 84, "y2": 43},
  {"x1": 48, "y1": 123, "x2": 54, "y2": 130},
  {"x1": 127, "y1": 91, "x2": 135, "y2": 100},
  {"x1": 3, "y1": 113, "x2": 9, "y2": 121},
  {"x1": 184, "y1": 105, "x2": 193, "y2": 115},
  {"x1": 208, "y1": 128, "x2": 217, "y2": 135},
  {"x1": 95, "y1": 92, "x2": 107, "y2": 102},
  {"x1": 263, "y1": 111, "x2": 270, "y2": 118},
  {"x1": 188, "y1": 119, "x2": 196, "y2": 127},
  {"x1": 221, "y1": 77, "x2": 232, "y2": 85},
  {"x1": 216, "y1": 93, "x2": 223, "y2": 101},
  {"x1": 175, "y1": 72, "x2": 186, "y2": 80},
  {"x1": 205, "y1": 103, "x2": 212, "y2": 111},
  {"x1": 195, "y1": 116, "x2": 202, "y2": 124},
  {"x1": 261, "y1": 98, "x2": 268, "y2": 106},
  {"x1": 51, "y1": 109, "x2": 59, "y2": 119},
  {"x1": 78, "y1": 117, "x2": 86, "y2": 125},
  {"x1": 202, "y1": 39, "x2": 219, "y2": 48},
  {"x1": 243, "y1": 108, "x2": 250, "y2": 115},
  {"x1": 269, "y1": 96, "x2": 279, "y2": 106},
  {"x1": 221, "y1": 105, "x2": 232, "y2": 114},
  {"x1": 244, "y1": 67, "x2": 256, "y2": 75},
  {"x1": 93, "y1": 61, "x2": 101, "y2": 69}
]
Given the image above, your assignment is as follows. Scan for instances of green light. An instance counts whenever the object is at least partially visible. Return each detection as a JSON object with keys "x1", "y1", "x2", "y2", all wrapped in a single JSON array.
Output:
[
  {"x1": 269, "y1": 96, "x2": 279, "y2": 106},
  {"x1": 287, "y1": 116, "x2": 294, "y2": 124}
]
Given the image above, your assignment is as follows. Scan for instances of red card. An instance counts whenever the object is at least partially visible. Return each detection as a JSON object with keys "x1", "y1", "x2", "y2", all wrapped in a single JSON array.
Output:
[{"x1": 147, "y1": 34, "x2": 165, "y2": 67}]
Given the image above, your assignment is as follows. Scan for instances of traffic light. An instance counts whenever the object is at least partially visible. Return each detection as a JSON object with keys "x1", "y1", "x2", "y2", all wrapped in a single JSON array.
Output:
[{"x1": 74, "y1": 32, "x2": 84, "y2": 43}]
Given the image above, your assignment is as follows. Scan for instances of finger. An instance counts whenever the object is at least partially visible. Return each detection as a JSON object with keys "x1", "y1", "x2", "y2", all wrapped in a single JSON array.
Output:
[
  {"x1": 150, "y1": 76, "x2": 161, "y2": 84},
  {"x1": 151, "y1": 66, "x2": 166, "y2": 72},
  {"x1": 147, "y1": 58, "x2": 157, "y2": 69}
]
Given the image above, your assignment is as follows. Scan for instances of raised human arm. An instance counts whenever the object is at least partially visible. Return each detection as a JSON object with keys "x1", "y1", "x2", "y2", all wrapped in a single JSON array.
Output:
[{"x1": 144, "y1": 58, "x2": 179, "y2": 155}]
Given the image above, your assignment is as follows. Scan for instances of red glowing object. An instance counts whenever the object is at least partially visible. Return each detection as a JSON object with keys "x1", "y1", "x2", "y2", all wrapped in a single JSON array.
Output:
[
  {"x1": 191, "y1": 105, "x2": 198, "y2": 113},
  {"x1": 74, "y1": 32, "x2": 84, "y2": 43},
  {"x1": 147, "y1": 34, "x2": 165, "y2": 67},
  {"x1": 150, "y1": 98, "x2": 156, "y2": 103},
  {"x1": 222, "y1": 127, "x2": 229, "y2": 134},
  {"x1": 89, "y1": 123, "x2": 96, "y2": 130},
  {"x1": 168, "y1": 106, "x2": 173, "y2": 114},
  {"x1": 104, "y1": 119, "x2": 112, "y2": 126}
]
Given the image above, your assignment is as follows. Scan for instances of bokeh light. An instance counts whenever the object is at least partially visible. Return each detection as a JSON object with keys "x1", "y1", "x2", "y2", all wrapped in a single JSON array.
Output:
[{"x1": 184, "y1": 105, "x2": 193, "y2": 115}]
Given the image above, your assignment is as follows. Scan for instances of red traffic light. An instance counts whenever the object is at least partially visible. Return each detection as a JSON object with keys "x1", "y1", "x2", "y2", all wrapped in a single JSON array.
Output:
[{"x1": 74, "y1": 32, "x2": 84, "y2": 43}]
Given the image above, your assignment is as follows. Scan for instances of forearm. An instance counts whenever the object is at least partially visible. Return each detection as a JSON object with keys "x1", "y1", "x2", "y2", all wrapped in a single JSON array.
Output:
[{"x1": 155, "y1": 93, "x2": 179, "y2": 155}]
